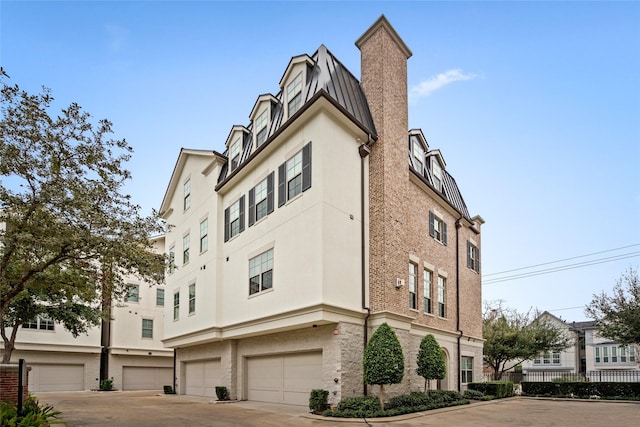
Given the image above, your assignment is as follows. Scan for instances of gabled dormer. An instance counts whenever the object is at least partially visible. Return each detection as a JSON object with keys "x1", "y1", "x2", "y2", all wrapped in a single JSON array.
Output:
[
  {"x1": 249, "y1": 94, "x2": 278, "y2": 150},
  {"x1": 224, "y1": 125, "x2": 250, "y2": 172},
  {"x1": 409, "y1": 129, "x2": 429, "y2": 174},
  {"x1": 279, "y1": 54, "x2": 314, "y2": 119},
  {"x1": 426, "y1": 149, "x2": 446, "y2": 193}
]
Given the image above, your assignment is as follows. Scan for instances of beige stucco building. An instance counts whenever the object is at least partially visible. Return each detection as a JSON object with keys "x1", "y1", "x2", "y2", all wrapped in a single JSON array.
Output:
[
  {"x1": 160, "y1": 16, "x2": 484, "y2": 405},
  {"x1": 2, "y1": 236, "x2": 172, "y2": 392}
]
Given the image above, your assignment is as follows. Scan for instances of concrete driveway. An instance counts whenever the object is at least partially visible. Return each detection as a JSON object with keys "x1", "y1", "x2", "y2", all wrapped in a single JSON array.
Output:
[{"x1": 34, "y1": 391, "x2": 639, "y2": 427}]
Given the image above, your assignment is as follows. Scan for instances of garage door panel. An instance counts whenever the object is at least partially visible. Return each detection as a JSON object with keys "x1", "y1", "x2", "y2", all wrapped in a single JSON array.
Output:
[
  {"x1": 122, "y1": 367, "x2": 172, "y2": 391},
  {"x1": 29, "y1": 364, "x2": 84, "y2": 392},
  {"x1": 185, "y1": 359, "x2": 221, "y2": 397},
  {"x1": 247, "y1": 352, "x2": 322, "y2": 405}
]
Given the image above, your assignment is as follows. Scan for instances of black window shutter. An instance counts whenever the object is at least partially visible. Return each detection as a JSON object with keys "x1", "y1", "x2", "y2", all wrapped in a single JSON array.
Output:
[
  {"x1": 477, "y1": 247, "x2": 481, "y2": 273},
  {"x1": 302, "y1": 141, "x2": 312, "y2": 192},
  {"x1": 278, "y1": 163, "x2": 286, "y2": 207},
  {"x1": 248, "y1": 188, "x2": 255, "y2": 227},
  {"x1": 428, "y1": 211, "x2": 435, "y2": 238},
  {"x1": 267, "y1": 172, "x2": 274, "y2": 214},
  {"x1": 467, "y1": 241, "x2": 472, "y2": 268},
  {"x1": 443, "y1": 222, "x2": 448, "y2": 246},
  {"x1": 224, "y1": 207, "x2": 230, "y2": 242},
  {"x1": 239, "y1": 195, "x2": 245, "y2": 233}
]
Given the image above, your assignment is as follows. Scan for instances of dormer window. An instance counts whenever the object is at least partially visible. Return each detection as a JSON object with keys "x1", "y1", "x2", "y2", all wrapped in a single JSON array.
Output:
[
  {"x1": 287, "y1": 72, "x2": 303, "y2": 117},
  {"x1": 432, "y1": 158, "x2": 443, "y2": 192},
  {"x1": 229, "y1": 138, "x2": 241, "y2": 171},
  {"x1": 412, "y1": 141, "x2": 424, "y2": 172},
  {"x1": 255, "y1": 110, "x2": 268, "y2": 147}
]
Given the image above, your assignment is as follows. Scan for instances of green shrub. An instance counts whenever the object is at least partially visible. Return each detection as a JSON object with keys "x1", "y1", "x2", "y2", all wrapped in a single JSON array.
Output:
[
  {"x1": 99, "y1": 378, "x2": 113, "y2": 391},
  {"x1": 325, "y1": 392, "x2": 470, "y2": 418},
  {"x1": 215, "y1": 386, "x2": 229, "y2": 400},
  {"x1": 163, "y1": 385, "x2": 175, "y2": 394},
  {"x1": 0, "y1": 395, "x2": 62, "y2": 426},
  {"x1": 336, "y1": 396, "x2": 381, "y2": 413},
  {"x1": 428, "y1": 390, "x2": 464, "y2": 402},
  {"x1": 468, "y1": 381, "x2": 514, "y2": 398},
  {"x1": 463, "y1": 389, "x2": 485, "y2": 400},
  {"x1": 309, "y1": 389, "x2": 329, "y2": 414},
  {"x1": 386, "y1": 392, "x2": 431, "y2": 409},
  {"x1": 522, "y1": 381, "x2": 640, "y2": 398}
]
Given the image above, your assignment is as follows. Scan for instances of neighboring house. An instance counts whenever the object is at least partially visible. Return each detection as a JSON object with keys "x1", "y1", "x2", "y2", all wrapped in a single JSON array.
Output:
[
  {"x1": 521, "y1": 312, "x2": 638, "y2": 380},
  {"x1": 159, "y1": 16, "x2": 484, "y2": 405},
  {"x1": 2, "y1": 235, "x2": 172, "y2": 392}
]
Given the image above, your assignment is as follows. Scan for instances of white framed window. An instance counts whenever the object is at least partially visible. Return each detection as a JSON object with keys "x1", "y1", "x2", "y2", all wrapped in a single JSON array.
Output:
[
  {"x1": 412, "y1": 141, "x2": 424, "y2": 172},
  {"x1": 156, "y1": 288, "x2": 165, "y2": 306},
  {"x1": 409, "y1": 263, "x2": 417, "y2": 310},
  {"x1": 168, "y1": 246, "x2": 175, "y2": 274},
  {"x1": 535, "y1": 352, "x2": 561, "y2": 365},
  {"x1": 249, "y1": 249, "x2": 273, "y2": 296},
  {"x1": 467, "y1": 241, "x2": 480, "y2": 272},
  {"x1": 429, "y1": 211, "x2": 447, "y2": 245},
  {"x1": 437, "y1": 276, "x2": 446, "y2": 318},
  {"x1": 287, "y1": 72, "x2": 303, "y2": 117},
  {"x1": 173, "y1": 291, "x2": 180, "y2": 321},
  {"x1": 127, "y1": 284, "x2": 139, "y2": 303},
  {"x1": 255, "y1": 110, "x2": 268, "y2": 147},
  {"x1": 278, "y1": 142, "x2": 312, "y2": 206},
  {"x1": 188, "y1": 283, "x2": 196, "y2": 315},
  {"x1": 461, "y1": 356, "x2": 473, "y2": 384},
  {"x1": 200, "y1": 219, "x2": 208, "y2": 253},
  {"x1": 432, "y1": 158, "x2": 443, "y2": 192},
  {"x1": 249, "y1": 173, "x2": 274, "y2": 227},
  {"x1": 142, "y1": 319, "x2": 153, "y2": 339},
  {"x1": 595, "y1": 347, "x2": 600, "y2": 363},
  {"x1": 183, "y1": 179, "x2": 191, "y2": 211},
  {"x1": 224, "y1": 196, "x2": 245, "y2": 242},
  {"x1": 229, "y1": 138, "x2": 241, "y2": 171},
  {"x1": 183, "y1": 234, "x2": 190, "y2": 264},
  {"x1": 595, "y1": 345, "x2": 636, "y2": 364},
  {"x1": 22, "y1": 315, "x2": 54, "y2": 331},
  {"x1": 423, "y1": 269, "x2": 432, "y2": 314}
]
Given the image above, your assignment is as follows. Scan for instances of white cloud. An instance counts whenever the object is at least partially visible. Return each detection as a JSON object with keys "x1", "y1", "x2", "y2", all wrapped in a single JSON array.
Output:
[{"x1": 409, "y1": 69, "x2": 477, "y2": 99}]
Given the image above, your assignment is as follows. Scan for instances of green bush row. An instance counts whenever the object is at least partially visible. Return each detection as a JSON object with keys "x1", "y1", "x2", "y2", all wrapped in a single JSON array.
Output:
[
  {"x1": 522, "y1": 382, "x2": 640, "y2": 398},
  {"x1": 322, "y1": 391, "x2": 468, "y2": 418},
  {"x1": 467, "y1": 381, "x2": 514, "y2": 398}
]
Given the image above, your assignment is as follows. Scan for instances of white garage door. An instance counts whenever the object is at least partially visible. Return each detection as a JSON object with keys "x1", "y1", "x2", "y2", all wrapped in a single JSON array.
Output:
[
  {"x1": 247, "y1": 352, "x2": 322, "y2": 405},
  {"x1": 28, "y1": 364, "x2": 84, "y2": 392},
  {"x1": 122, "y1": 367, "x2": 173, "y2": 391},
  {"x1": 184, "y1": 359, "x2": 221, "y2": 397}
]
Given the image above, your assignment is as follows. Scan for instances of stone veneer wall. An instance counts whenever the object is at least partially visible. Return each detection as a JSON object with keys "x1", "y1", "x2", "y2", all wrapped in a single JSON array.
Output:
[{"x1": 0, "y1": 364, "x2": 29, "y2": 406}]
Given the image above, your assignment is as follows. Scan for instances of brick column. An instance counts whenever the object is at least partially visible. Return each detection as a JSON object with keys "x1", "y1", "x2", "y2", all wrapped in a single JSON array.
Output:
[{"x1": 0, "y1": 364, "x2": 30, "y2": 406}]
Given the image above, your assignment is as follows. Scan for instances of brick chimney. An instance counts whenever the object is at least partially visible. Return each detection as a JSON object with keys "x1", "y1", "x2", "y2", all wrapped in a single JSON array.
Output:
[{"x1": 356, "y1": 16, "x2": 412, "y2": 312}]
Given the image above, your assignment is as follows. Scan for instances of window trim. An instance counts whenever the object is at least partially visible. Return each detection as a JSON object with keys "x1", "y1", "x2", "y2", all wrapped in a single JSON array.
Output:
[
  {"x1": 199, "y1": 218, "x2": 208, "y2": 253},
  {"x1": 156, "y1": 288, "x2": 165, "y2": 307},
  {"x1": 249, "y1": 173, "x2": 274, "y2": 226},
  {"x1": 461, "y1": 356, "x2": 473, "y2": 384},
  {"x1": 409, "y1": 263, "x2": 418, "y2": 310},
  {"x1": 437, "y1": 276, "x2": 446, "y2": 318},
  {"x1": 431, "y1": 158, "x2": 443, "y2": 192},
  {"x1": 142, "y1": 318, "x2": 153, "y2": 339},
  {"x1": 255, "y1": 109, "x2": 268, "y2": 147},
  {"x1": 173, "y1": 291, "x2": 180, "y2": 321},
  {"x1": 224, "y1": 196, "x2": 245, "y2": 242},
  {"x1": 429, "y1": 211, "x2": 447, "y2": 245},
  {"x1": 183, "y1": 234, "x2": 190, "y2": 265},
  {"x1": 423, "y1": 269, "x2": 432, "y2": 314},
  {"x1": 286, "y1": 72, "x2": 303, "y2": 117},
  {"x1": 467, "y1": 241, "x2": 480, "y2": 272},
  {"x1": 278, "y1": 142, "x2": 312, "y2": 206},
  {"x1": 188, "y1": 283, "x2": 196, "y2": 315},
  {"x1": 249, "y1": 248, "x2": 274, "y2": 297},
  {"x1": 127, "y1": 284, "x2": 140, "y2": 303},
  {"x1": 183, "y1": 178, "x2": 191, "y2": 211},
  {"x1": 229, "y1": 137, "x2": 241, "y2": 171}
]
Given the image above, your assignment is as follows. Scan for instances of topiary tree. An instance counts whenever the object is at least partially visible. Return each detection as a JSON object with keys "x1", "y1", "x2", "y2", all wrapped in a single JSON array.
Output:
[
  {"x1": 416, "y1": 334, "x2": 446, "y2": 392},
  {"x1": 363, "y1": 322, "x2": 404, "y2": 410}
]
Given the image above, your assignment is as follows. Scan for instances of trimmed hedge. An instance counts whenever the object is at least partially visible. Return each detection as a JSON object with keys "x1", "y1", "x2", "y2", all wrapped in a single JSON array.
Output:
[
  {"x1": 309, "y1": 389, "x2": 329, "y2": 414},
  {"x1": 468, "y1": 381, "x2": 514, "y2": 398},
  {"x1": 522, "y1": 382, "x2": 640, "y2": 399}
]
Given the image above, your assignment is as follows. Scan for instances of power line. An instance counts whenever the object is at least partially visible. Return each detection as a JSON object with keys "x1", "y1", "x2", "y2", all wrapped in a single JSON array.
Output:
[
  {"x1": 482, "y1": 244, "x2": 640, "y2": 277},
  {"x1": 482, "y1": 252, "x2": 640, "y2": 285}
]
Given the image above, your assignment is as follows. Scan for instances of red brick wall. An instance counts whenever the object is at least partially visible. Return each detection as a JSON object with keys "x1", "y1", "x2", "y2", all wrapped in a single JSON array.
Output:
[{"x1": 0, "y1": 364, "x2": 30, "y2": 406}]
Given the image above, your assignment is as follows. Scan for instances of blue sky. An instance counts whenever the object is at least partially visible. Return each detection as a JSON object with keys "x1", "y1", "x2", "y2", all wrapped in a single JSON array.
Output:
[{"x1": 2, "y1": 1, "x2": 639, "y2": 321}]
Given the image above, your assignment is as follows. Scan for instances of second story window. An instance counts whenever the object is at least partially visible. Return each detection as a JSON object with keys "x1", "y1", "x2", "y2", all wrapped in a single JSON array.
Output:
[
  {"x1": 409, "y1": 263, "x2": 417, "y2": 310},
  {"x1": 183, "y1": 179, "x2": 191, "y2": 211},
  {"x1": 278, "y1": 142, "x2": 312, "y2": 206},
  {"x1": 249, "y1": 249, "x2": 273, "y2": 296},
  {"x1": 249, "y1": 173, "x2": 274, "y2": 226},
  {"x1": 127, "y1": 284, "x2": 139, "y2": 303},
  {"x1": 437, "y1": 276, "x2": 446, "y2": 318},
  {"x1": 467, "y1": 241, "x2": 480, "y2": 272},
  {"x1": 142, "y1": 319, "x2": 153, "y2": 339},
  {"x1": 183, "y1": 234, "x2": 190, "y2": 264},
  {"x1": 156, "y1": 288, "x2": 165, "y2": 306},
  {"x1": 168, "y1": 246, "x2": 175, "y2": 274},
  {"x1": 229, "y1": 138, "x2": 241, "y2": 171},
  {"x1": 255, "y1": 110, "x2": 268, "y2": 147},
  {"x1": 22, "y1": 315, "x2": 54, "y2": 331},
  {"x1": 429, "y1": 211, "x2": 447, "y2": 245},
  {"x1": 188, "y1": 283, "x2": 196, "y2": 315},
  {"x1": 287, "y1": 72, "x2": 303, "y2": 117},
  {"x1": 173, "y1": 291, "x2": 180, "y2": 321},
  {"x1": 224, "y1": 196, "x2": 245, "y2": 242},
  {"x1": 423, "y1": 269, "x2": 432, "y2": 314},
  {"x1": 200, "y1": 219, "x2": 208, "y2": 253}
]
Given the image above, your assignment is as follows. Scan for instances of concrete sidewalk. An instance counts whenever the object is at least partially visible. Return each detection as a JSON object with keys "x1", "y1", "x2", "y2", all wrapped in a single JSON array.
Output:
[{"x1": 34, "y1": 391, "x2": 640, "y2": 426}]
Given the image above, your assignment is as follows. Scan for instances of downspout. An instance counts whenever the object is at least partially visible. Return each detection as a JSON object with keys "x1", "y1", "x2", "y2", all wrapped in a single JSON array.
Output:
[
  {"x1": 359, "y1": 140, "x2": 372, "y2": 396},
  {"x1": 173, "y1": 348, "x2": 177, "y2": 393},
  {"x1": 455, "y1": 217, "x2": 463, "y2": 392}
]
